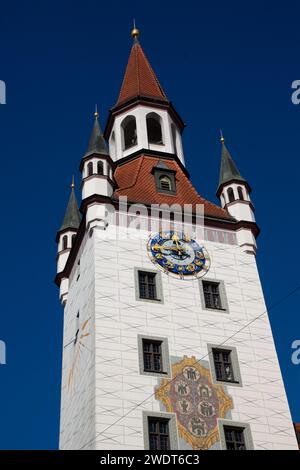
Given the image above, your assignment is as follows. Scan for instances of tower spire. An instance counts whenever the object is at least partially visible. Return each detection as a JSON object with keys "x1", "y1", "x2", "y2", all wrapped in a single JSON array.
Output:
[
  {"x1": 115, "y1": 28, "x2": 168, "y2": 106},
  {"x1": 217, "y1": 134, "x2": 247, "y2": 194},
  {"x1": 85, "y1": 107, "x2": 108, "y2": 156},
  {"x1": 59, "y1": 180, "x2": 81, "y2": 231}
]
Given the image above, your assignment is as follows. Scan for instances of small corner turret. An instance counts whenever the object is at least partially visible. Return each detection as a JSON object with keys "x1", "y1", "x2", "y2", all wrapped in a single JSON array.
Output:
[
  {"x1": 216, "y1": 132, "x2": 258, "y2": 254},
  {"x1": 80, "y1": 107, "x2": 114, "y2": 201},
  {"x1": 56, "y1": 177, "x2": 81, "y2": 304}
]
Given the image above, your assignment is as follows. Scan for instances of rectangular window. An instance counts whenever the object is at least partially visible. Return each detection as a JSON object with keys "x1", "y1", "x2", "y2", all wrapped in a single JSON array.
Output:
[
  {"x1": 148, "y1": 417, "x2": 170, "y2": 450},
  {"x1": 208, "y1": 344, "x2": 242, "y2": 387},
  {"x1": 203, "y1": 281, "x2": 222, "y2": 309},
  {"x1": 219, "y1": 420, "x2": 253, "y2": 450},
  {"x1": 138, "y1": 335, "x2": 171, "y2": 378},
  {"x1": 213, "y1": 348, "x2": 235, "y2": 382},
  {"x1": 223, "y1": 426, "x2": 246, "y2": 450},
  {"x1": 199, "y1": 279, "x2": 229, "y2": 313},
  {"x1": 143, "y1": 339, "x2": 162, "y2": 373},
  {"x1": 138, "y1": 271, "x2": 157, "y2": 300}
]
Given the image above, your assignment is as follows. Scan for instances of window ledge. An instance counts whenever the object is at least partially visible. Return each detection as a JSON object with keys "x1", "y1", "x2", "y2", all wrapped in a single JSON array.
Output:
[
  {"x1": 138, "y1": 297, "x2": 162, "y2": 303},
  {"x1": 140, "y1": 369, "x2": 171, "y2": 379},
  {"x1": 202, "y1": 307, "x2": 229, "y2": 314},
  {"x1": 157, "y1": 189, "x2": 177, "y2": 196},
  {"x1": 215, "y1": 379, "x2": 242, "y2": 388},
  {"x1": 217, "y1": 379, "x2": 240, "y2": 384},
  {"x1": 144, "y1": 370, "x2": 168, "y2": 375}
]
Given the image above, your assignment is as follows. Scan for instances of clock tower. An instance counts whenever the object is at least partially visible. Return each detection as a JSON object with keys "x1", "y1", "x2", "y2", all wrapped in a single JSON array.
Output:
[{"x1": 55, "y1": 27, "x2": 298, "y2": 450}]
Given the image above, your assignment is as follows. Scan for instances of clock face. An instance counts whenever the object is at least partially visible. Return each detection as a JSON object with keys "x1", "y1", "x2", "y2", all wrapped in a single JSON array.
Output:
[{"x1": 147, "y1": 231, "x2": 211, "y2": 279}]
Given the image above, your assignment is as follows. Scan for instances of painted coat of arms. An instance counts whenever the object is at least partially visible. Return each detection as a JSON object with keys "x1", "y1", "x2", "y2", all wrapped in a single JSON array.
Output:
[{"x1": 155, "y1": 356, "x2": 233, "y2": 450}]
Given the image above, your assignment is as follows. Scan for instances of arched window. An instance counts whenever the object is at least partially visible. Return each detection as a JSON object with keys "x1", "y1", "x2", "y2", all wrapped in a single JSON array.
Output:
[
  {"x1": 227, "y1": 187, "x2": 235, "y2": 203},
  {"x1": 71, "y1": 234, "x2": 76, "y2": 246},
  {"x1": 97, "y1": 161, "x2": 104, "y2": 175},
  {"x1": 146, "y1": 113, "x2": 163, "y2": 144},
  {"x1": 237, "y1": 186, "x2": 244, "y2": 200},
  {"x1": 121, "y1": 115, "x2": 137, "y2": 150},
  {"x1": 171, "y1": 124, "x2": 178, "y2": 155},
  {"x1": 87, "y1": 161, "x2": 93, "y2": 176},
  {"x1": 62, "y1": 235, "x2": 68, "y2": 250},
  {"x1": 159, "y1": 175, "x2": 172, "y2": 191}
]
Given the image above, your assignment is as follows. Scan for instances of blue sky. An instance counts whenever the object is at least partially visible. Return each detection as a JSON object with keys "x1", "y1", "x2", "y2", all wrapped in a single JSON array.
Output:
[{"x1": 0, "y1": 0, "x2": 299, "y2": 449}]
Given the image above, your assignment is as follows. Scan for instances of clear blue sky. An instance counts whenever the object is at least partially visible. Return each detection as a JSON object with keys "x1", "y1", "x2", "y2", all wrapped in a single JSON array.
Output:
[{"x1": 0, "y1": 0, "x2": 299, "y2": 449}]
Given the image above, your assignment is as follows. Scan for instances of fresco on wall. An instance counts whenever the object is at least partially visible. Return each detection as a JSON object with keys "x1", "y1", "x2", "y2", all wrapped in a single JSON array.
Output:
[{"x1": 155, "y1": 355, "x2": 233, "y2": 450}]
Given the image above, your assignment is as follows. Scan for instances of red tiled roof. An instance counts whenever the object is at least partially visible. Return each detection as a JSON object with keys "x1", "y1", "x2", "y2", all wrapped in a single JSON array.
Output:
[
  {"x1": 116, "y1": 40, "x2": 168, "y2": 106},
  {"x1": 113, "y1": 156, "x2": 233, "y2": 221}
]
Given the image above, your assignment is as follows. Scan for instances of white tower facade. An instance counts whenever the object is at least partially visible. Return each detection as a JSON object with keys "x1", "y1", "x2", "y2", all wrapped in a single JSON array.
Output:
[{"x1": 56, "y1": 29, "x2": 298, "y2": 450}]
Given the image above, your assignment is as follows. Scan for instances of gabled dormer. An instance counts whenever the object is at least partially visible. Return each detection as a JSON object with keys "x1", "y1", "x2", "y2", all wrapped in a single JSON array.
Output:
[{"x1": 151, "y1": 160, "x2": 177, "y2": 195}]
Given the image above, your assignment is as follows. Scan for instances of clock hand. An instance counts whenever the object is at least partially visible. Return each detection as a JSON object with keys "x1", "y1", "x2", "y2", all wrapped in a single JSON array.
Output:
[
  {"x1": 153, "y1": 244, "x2": 189, "y2": 259},
  {"x1": 153, "y1": 244, "x2": 185, "y2": 252},
  {"x1": 171, "y1": 233, "x2": 180, "y2": 249},
  {"x1": 171, "y1": 234, "x2": 187, "y2": 256}
]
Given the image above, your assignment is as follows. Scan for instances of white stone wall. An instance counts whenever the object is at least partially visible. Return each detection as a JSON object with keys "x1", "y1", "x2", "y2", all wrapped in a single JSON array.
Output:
[
  {"x1": 90, "y1": 223, "x2": 298, "y2": 450},
  {"x1": 59, "y1": 231, "x2": 96, "y2": 450},
  {"x1": 59, "y1": 221, "x2": 298, "y2": 450}
]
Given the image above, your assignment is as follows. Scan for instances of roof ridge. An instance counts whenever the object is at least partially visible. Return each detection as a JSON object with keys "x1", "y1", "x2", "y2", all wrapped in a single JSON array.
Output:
[
  {"x1": 135, "y1": 43, "x2": 140, "y2": 96},
  {"x1": 138, "y1": 43, "x2": 167, "y2": 99}
]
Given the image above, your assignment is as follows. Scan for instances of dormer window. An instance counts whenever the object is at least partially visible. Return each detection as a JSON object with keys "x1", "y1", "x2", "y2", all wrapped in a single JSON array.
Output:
[
  {"x1": 122, "y1": 115, "x2": 137, "y2": 150},
  {"x1": 152, "y1": 162, "x2": 177, "y2": 195},
  {"x1": 147, "y1": 112, "x2": 163, "y2": 145},
  {"x1": 159, "y1": 175, "x2": 172, "y2": 191}
]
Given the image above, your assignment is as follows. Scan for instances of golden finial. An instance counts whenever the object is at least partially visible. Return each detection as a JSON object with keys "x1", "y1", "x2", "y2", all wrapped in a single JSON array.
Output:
[
  {"x1": 131, "y1": 19, "x2": 140, "y2": 39},
  {"x1": 71, "y1": 175, "x2": 75, "y2": 189},
  {"x1": 220, "y1": 129, "x2": 225, "y2": 144},
  {"x1": 94, "y1": 104, "x2": 99, "y2": 119}
]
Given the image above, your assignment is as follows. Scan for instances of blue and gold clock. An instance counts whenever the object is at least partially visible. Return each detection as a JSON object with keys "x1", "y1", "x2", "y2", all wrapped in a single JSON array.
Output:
[{"x1": 147, "y1": 231, "x2": 211, "y2": 279}]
